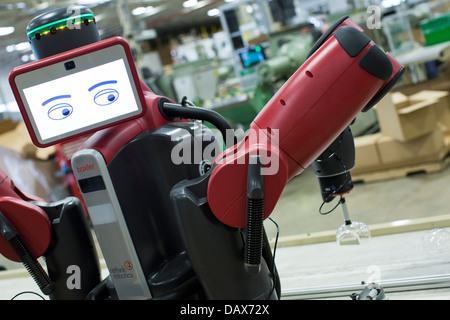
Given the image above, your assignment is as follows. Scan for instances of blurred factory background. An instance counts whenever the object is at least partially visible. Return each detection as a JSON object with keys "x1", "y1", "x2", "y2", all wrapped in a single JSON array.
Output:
[{"x1": 0, "y1": 0, "x2": 450, "y2": 300}]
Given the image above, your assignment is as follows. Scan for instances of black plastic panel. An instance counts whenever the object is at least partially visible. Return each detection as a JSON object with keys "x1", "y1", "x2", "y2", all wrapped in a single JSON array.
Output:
[
  {"x1": 362, "y1": 66, "x2": 405, "y2": 112},
  {"x1": 334, "y1": 26, "x2": 371, "y2": 57},
  {"x1": 307, "y1": 16, "x2": 349, "y2": 58},
  {"x1": 39, "y1": 197, "x2": 101, "y2": 300},
  {"x1": 170, "y1": 172, "x2": 279, "y2": 300},
  {"x1": 78, "y1": 175, "x2": 106, "y2": 193},
  {"x1": 359, "y1": 45, "x2": 393, "y2": 81}
]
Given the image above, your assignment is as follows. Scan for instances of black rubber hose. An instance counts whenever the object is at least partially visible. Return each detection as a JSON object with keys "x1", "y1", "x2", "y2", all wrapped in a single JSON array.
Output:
[
  {"x1": 159, "y1": 99, "x2": 237, "y2": 147},
  {"x1": 245, "y1": 198, "x2": 264, "y2": 273},
  {"x1": 244, "y1": 155, "x2": 265, "y2": 274}
]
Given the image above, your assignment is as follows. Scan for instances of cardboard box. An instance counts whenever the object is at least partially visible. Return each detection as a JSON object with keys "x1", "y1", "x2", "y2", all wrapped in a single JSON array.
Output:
[
  {"x1": 0, "y1": 121, "x2": 54, "y2": 160},
  {"x1": 0, "y1": 119, "x2": 19, "y2": 134},
  {"x1": 391, "y1": 91, "x2": 409, "y2": 109},
  {"x1": 444, "y1": 125, "x2": 450, "y2": 154},
  {"x1": 409, "y1": 90, "x2": 450, "y2": 130},
  {"x1": 376, "y1": 92, "x2": 437, "y2": 142},
  {"x1": 352, "y1": 133, "x2": 383, "y2": 174},
  {"x1": 377, "y1": 126, "x2": 446, "y2": 167}
]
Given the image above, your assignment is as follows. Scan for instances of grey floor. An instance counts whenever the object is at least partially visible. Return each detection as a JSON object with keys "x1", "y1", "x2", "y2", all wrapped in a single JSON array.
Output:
[
  {"x1": 277, "y1": 228, "x2": 450, "y2": 299},
  {"x1": 265, "y1": 164, "x2": 450, "y2": 240}
]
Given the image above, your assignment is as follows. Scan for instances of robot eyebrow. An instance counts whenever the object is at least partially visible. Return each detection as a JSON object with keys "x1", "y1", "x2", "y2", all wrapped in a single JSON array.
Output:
[
  {"x1": 88, "y1": 80, "x2": 118, "y2": 92},
  {"x1": 42, "y1": 94, "x2": 71, "y2": 106}
]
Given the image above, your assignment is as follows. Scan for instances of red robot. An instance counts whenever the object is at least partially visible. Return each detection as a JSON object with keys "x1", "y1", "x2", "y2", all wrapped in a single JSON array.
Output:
[{"x1": 1, "y1": 7, "x2": 403, "y2": 300}]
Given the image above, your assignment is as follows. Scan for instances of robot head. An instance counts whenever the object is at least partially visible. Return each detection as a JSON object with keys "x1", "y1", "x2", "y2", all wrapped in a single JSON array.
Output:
[{"x1": 27, "y1": 5, "x2": 100, "y2": 60}]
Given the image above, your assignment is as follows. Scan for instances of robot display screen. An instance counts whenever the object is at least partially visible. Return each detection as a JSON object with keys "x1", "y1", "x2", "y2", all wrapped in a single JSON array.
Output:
[
  {"x1": 10, "y1": 39, "x2": 144, "y2": 147},
  {"x1": 22, "y1": 58, "x2": 139, "y2": 144}
]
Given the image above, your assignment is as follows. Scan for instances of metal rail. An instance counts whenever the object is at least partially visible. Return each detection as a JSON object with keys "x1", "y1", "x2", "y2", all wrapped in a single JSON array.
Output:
[{"x1": 280, "y1": 274, "x2": 450, "y2": 300}]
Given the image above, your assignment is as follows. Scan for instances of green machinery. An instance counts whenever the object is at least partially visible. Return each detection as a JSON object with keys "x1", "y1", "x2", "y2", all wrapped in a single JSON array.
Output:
[
  {"x1": 202, "y1": 27, "x2": 379, "y2": 137},
  {"x1": 202, "y1": 30, "x2": 316, "y2": 130}
]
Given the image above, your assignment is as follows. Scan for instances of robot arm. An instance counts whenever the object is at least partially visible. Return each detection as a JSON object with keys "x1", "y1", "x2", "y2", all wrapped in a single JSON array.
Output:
[
  {"x1": 0, "y1": 170, "x2": 51, "y2": 263},
  {"x1": 0, "y1": 169, "x2": 54, "y2": 295},
  {"x1": 309, "y1": 18, "x2": 404, "y2": 205},
  {"x1": 167, "y1": 16, "x2": 404, "y2": 291},
  {"x1": 0, "y1": 168, "x2": 101, "y2": 299},
  {"x1": 206, "y1": 17, "x2": 404, "y2": 229}
]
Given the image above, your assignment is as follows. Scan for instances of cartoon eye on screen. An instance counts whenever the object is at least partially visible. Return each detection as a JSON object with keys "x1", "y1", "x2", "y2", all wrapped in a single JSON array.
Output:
[
  {"x1": 88, "y1": 80, "x2": 119, "y2": 106},
  {"x1": 43, "y1": 94, "x2": 73, "y2": 120}
]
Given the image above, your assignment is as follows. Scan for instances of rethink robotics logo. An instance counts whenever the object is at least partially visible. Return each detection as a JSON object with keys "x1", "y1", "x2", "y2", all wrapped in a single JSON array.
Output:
[
  {"x1": 65, "y1": 261, "x2": 134, "y2": 291},
  {"x1": 110, "y1": 261, "x2": 134, "y2": 280}
]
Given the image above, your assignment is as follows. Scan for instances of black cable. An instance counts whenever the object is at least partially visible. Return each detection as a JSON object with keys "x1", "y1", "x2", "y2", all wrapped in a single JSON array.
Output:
[
  {"x1": 268, "y1": 217, "x2": 279, "y2": 299},
  {"x1": 11, "y1": 291, "x2": 45, "y2": 300},
  {"x1": 317, "y1": 132, "x2": 351, "y2": 215},
  {"x1": 319, "y1": 195, "x2": 344, "y2": 215},
  {"x1": 159, "y1": 99, "x2": 237, "y2": 147}
]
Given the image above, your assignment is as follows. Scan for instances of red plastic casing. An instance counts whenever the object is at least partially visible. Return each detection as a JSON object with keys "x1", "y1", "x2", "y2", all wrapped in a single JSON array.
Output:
[
  {"x1": 207, "y1": 19, "x2": 404, "y2": 228},
  {"x1": 9, "y1": 37, "x2": 147, "y2": 148},
  {"x1": 0, "y1": 169, "x2": 51, "y2": 262}
]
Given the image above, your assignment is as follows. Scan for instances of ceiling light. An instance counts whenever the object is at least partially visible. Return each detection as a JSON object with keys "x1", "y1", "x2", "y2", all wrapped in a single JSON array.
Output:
[
  {"x1": 183, "y1": 0, "x2": 198, "y2": 8},
  {"x1": 4, "y1": 2, "x2": 27, "y2": 10},
  {"x1": 6, "y1": 41, "x2": 30, "y2": 52},
  {"x1": 132, "y1": 6, "x2": 155, "y2": 16},
  {"x1": 14, "y1": 42, "x2": 31, "y2": 51},
  {"x1": 207, "y1": 8, "x2": 219, "y2": 17},
  {"x1": 195, "y1": 1, "x2": 208, "y2": 9},
  {"x1": 132, "y1": 7, "x2": 146, "y2": 15},
  {"x1": 0, "y1": 26, "x2": 15, "y2": 36},
  {"x1": 75, "y1": 0, "x2": 111, "y2": 4}
]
